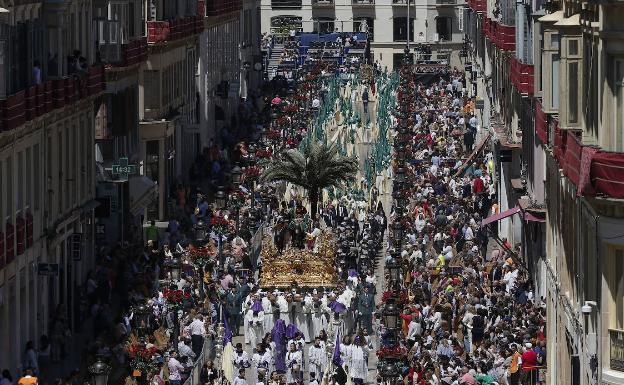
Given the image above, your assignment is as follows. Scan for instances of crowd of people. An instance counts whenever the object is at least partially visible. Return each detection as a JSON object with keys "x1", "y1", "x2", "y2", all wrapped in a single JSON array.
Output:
[{"x1": 372, "y1": 65, "x2": 546, "y2": 385}]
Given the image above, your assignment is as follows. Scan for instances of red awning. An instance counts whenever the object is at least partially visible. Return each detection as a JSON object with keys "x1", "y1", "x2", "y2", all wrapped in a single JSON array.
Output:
[
  {"x1": 523, "y1": 212, "x2": 546, "y2": 223},
  {"x1": 481, "y1": 206, "x2": 520, "y2": 227}
]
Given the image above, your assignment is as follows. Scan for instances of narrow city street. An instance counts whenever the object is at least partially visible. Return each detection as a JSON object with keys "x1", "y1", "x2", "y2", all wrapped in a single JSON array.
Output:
[{"x1": 6, "y1": 1, "x2": 624, "y2": 385}]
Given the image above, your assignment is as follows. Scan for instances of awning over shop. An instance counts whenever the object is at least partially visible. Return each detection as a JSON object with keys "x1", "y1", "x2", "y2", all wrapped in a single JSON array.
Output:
[
  {"x1": 129, "y1": 176, "x2": 157, "y2": 216},
  {"x1": 523, "y1": 212, "x2": 546, "y2": 223},
  {"x1": 453, "y1": 131, "x2": 493, "y2": 177},
  {"x1": 481, "y1": 206, "x2": 520, "y2": 227},
  {"x1": 81, "y1": 199, "x2": 101, "y2": 213}
]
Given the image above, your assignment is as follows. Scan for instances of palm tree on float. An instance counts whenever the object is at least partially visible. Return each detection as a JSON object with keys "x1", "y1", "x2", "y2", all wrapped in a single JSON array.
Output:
[{"x1": 261, "y1": 140, "x2": 359, "y2": 219}]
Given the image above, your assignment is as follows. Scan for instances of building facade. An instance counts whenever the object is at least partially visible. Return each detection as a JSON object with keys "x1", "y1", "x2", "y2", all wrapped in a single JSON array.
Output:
[
  {"x1": 260, "y1": 0, "x2": 465, "y2": 70},
  {"x1": 0, "y1": 0, "x2": 104, "y2": 371},
  {"x1": 0, "y1": 0, "x2": 262, "y2": 372},
  {"x1": 467, "y1": 0, "x2": 624, "y2": 383}
]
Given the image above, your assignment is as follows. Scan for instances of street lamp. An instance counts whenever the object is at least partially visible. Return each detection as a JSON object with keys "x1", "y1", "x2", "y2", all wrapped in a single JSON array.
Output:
[
  {"x1": 386, "y1": 258, "x2": 402, "y2": 283},
  {"x1": 382, "y1": 301, "x2": 400, "y2": 348},
  {"x1": 379, "y1": 361, "x2": 399, "y2": 385},
  {"x1": 231, "y1": 165, "x2": 243, "y2": 186},
  {"x1": 133, "y1": 305, "x2": 150, "y2": 337},
  {"x1": 195, "y1": 220, "x2": 207, "y2": 242},
  {"x1": 88, "y1": 356, "x2": 111, "y2": 385},
  {"x1": 164, "y1": 256, "x2": 182, "y2": 282},
  {"x1": 215, "y1": 188, "x2": 227, "y2": 210}
]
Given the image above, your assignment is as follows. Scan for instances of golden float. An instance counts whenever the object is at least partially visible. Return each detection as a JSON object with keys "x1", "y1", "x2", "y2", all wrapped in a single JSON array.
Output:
[{"x1": 260, "y1": 230, "x2": 338, "y2": 288}]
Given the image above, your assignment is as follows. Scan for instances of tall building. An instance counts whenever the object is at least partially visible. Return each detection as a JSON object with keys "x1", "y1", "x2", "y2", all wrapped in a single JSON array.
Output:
[
  {"x1": 0, "y1": 0, "x2": 104, "y2": 370},
  {"x1": 467, "y1": 0, "x2": 624, "y2": 383},
  {"x1": 199, "y1": 0, "x2": 263, "y2": 149},
  {"x1": 0, "y1": 0, "x2": 262, "y2": 371},
  {"x1": 260, "y1": 0, "x2": 465, "y2": 70}
]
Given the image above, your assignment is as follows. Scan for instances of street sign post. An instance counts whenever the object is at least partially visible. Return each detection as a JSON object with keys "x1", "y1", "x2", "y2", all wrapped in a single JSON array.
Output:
[{"x1": 38, "y1": 263, "x2": 59, "y2": 276}]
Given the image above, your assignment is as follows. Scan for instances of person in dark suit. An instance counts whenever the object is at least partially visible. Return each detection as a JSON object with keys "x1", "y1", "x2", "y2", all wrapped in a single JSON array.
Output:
[
  {"x1": 356, "y1": 286, "x2": 375, "y2": 333},
  {"x1": 226, "y1": 286, "x2": 242, "y2": 335}
]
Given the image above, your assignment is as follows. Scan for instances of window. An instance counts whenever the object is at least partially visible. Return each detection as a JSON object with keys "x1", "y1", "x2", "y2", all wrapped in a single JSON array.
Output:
[
  {"x1": 435, "y1": 17, "x2": 452, "y2": 41},
  {"x1": 271, "y1": 0, "x2": 303, "y2": 8},
  {"x1": 25, "y1": 147, "x2": 31, "y2": 210},
  {"x1": 353, "y1": 18, "x2": 374, "y2": 41},
  {"x1": 613, "y1": 248, "x2": 624, "y2": 329},
  {"x1": 616, "y1": 59, "x2": 624, "y2": 150},
  {"x1": 393, "y1": 17, "x2": 414, "y2": 42},
  {"x1": 33, "y1": 144, "x2": 40, "y2": 211},
  {"x1": 144, "y1": 70, "x2": 161, "y2": 110},
  {"x1": 568, "y1": 62, "x2": 579, "y2": 124},
  {"x1": 5, "y1": 156, "x2": 11, "y2": 220},
  {"x1": 566, "y1": 37, "x2": 582, "y2": 126},
  {"x1": 552, "y1": 54, "x2": 560, "y2": 110},
  {"x1": 313, "y1": 18, "x2": 335, "y2": 34},
  {"x1": 17, "y1": 151, "x2": 23, "y2": 211}
]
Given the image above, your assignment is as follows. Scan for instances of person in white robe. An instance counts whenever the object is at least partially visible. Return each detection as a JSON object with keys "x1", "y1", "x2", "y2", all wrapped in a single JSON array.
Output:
[
  {"x1": 285, "y1": 344, "x2": 303, "y2": 385},
  {"x1": 276, "y1": 294, "x2": 290, "y2": 324},
  {"x1": 339, "y1": 337, "x2": 353, "y2": 371},
  {"x1": 251, "y1": 349, "x2": 263, "y2": 385},
  {"x1": 311, "y1": 294, "x2": 329, "y2": 339},
  {"x1": 262, "y1": 294, "x2": 275, "y2": 333},
  {"x1": 349, "y1": 339, "x2": 368, "y2": 384},
  {"x1": 245, "y1": 309, "x2": 265, "y2": 350},
  {"x1": 232, "y1": 343, "x2": 251, "y2": 371},
  {"x1": 308, "y1": 337, "x2": 327, "y2": 379},
  {"x1": 293, "y1": 298, "x2": 309, "y2": 342},
  {"x1": 242, "y1": 294, "x2": 254, "y2": 344}
]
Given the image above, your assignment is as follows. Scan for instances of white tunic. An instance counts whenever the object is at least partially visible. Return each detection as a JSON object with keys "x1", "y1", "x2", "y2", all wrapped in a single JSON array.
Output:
[
  {"x1": 349, "y1": 346, "x2": 368, "y2": 380},
  {"x1": 262, "y1": 297, "x2": 275, "y2": 332},
  {"x1": 245, "y1": 310, "x2": 265, "y2": 349},
  {"x1": 285, "y1": 350, "x2": 303, "y2": 384},
  {"x1": 308, "y1": 345, "x2": 327, "y2": 377}
]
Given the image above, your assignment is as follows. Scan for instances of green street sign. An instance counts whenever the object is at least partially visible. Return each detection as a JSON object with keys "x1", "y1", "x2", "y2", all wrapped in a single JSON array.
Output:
[{"x1": 111, "y1": 157, "x2": 137, "y2": 181}]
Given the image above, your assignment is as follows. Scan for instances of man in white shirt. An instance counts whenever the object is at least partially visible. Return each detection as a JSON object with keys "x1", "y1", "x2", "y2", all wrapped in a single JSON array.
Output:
[
  {"x1": 188, "y1": 315, "x2": 206, "y2": 358},
  {"x1": 178, "y1": 339, "x2": 196, "y2": 362}
]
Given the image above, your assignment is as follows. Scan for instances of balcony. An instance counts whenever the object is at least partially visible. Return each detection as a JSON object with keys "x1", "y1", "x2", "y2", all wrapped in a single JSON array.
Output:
[
  {"x1": 0, "y1": 65, "x2": 105, "y2": 133},
  {"x1": 611, "y1": 330, "x2": 624, "y2": 371},
  {"x1": 352, "y1": 0, "x2": 375, "y2": 5},
  {"x1": 147, "y1": 16, "x2": 204, "y2": 45},
  {"x1": 102, "y1": 38, "x2": 148, "y2": 69},
  {"x1": 467, "y1": 0, "x2": 486, "y2": 12},
  {"x1": 271, "y1": 0, "x2": 302, "y2": 9},
  {"x1": 393, "y1": 0, "x2": 415, "y2": 5},
  {"x1": 206, "y1": 0, "x2": 242, "y2": 16},
  {"x1": 436, "y1": 0, "x2": 457, "y2": 5},
  {"x1": 312, "y1": 0, "x2": 334, "y2": 7},
  {"x1": 510, "y1": 57, "x2": 534, "y2": 96},
  {"x1": 484, "y1": 18, "x2": 515, "y2": 51},
  {"x1": 549, "y1": 126, "x2": 624, "y2": 199}
]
